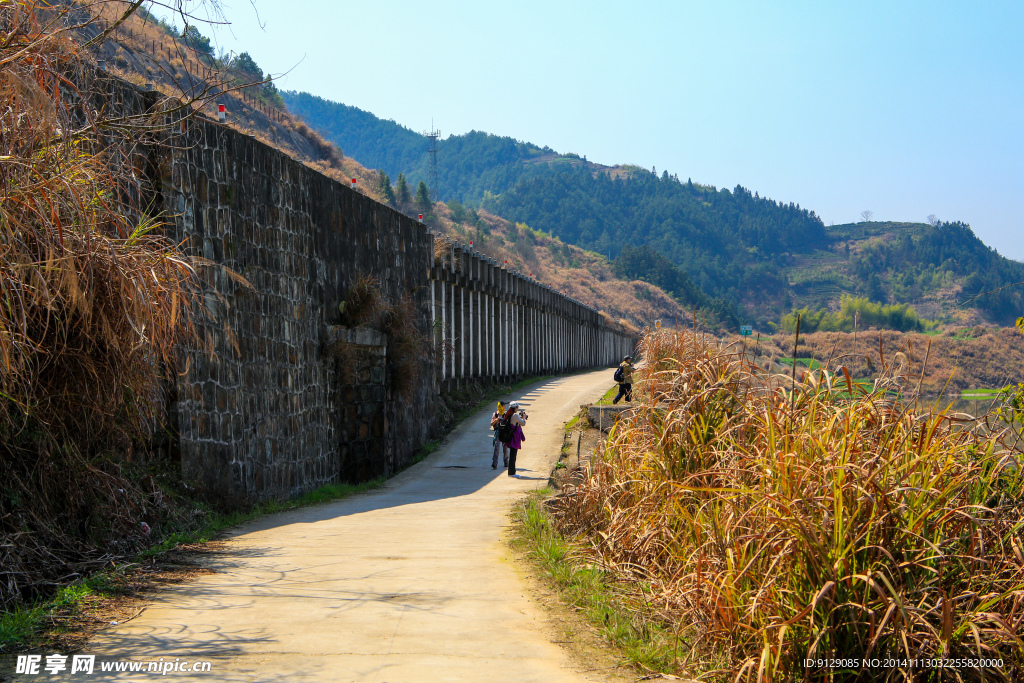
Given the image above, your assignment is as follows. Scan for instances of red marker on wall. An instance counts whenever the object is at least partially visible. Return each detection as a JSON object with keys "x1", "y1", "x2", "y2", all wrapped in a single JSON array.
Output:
[{"x1": 217, "y1": 104, "x2": 226, "y2": 122}]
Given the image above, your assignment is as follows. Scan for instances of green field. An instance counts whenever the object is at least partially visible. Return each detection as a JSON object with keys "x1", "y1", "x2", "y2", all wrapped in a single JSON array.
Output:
[
  {"x1": 960, "y1": 388, "x2": 1004, "y2": 399},
  {"x1": 777, "y1": 357, "x2": 823, "y2": 370}
]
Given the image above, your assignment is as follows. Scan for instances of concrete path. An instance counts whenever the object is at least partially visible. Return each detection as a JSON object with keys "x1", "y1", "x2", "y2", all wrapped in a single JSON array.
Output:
[{"x1": 75, "y1": 370, "x2": 613, "y2": 682}]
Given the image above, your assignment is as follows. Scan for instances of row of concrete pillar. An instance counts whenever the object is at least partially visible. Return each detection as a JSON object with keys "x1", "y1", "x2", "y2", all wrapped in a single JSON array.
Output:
[{"x1": 429, "y1": 242, "x2": 636, "y2": 390}]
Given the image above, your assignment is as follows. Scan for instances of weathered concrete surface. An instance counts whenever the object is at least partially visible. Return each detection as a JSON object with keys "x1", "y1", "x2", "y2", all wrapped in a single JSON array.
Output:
[
  {"x1": 585, "y1": 404, "x2": 636, "y2": 433},
  {"x1": 77, "y1": 370, "x2": 615, "y2": 682}
]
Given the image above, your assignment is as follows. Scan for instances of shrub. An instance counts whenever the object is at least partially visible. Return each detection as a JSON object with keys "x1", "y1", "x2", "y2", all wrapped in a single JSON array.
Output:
[{"x1": 781, "y1": 295, "x2": 936, "y2": 334}]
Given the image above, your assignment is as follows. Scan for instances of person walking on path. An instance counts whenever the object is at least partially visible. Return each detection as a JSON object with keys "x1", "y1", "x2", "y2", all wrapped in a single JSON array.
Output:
[
  {"x1": 502, "y1": 401, "x2": 527, "y2": 477},
  {"x1": 490, "y1": 401, "x2": 510, "y2": 470},
  {"x1": 612, "y1": 355, "x2": 634, "y2": 404}
]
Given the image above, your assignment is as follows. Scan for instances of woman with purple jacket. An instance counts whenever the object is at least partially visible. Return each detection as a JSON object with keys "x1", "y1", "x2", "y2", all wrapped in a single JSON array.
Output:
[{"x1": 502, "y1": 401, "x2": 527, "y2": 477}]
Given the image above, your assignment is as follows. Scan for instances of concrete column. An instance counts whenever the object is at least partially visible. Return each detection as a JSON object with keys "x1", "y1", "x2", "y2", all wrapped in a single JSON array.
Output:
[
  {"x1": 496, "y1": 270, "x2": 503, "y2": 380},
  {"x1": 449, "y1": 278, "x2": 455, "y2": 381},
  {"x1": 507, "y1": 282, "x2": 516, "y2": 378},
  {"x1": 430, "y1": 278, "x2": 436, "y2": 378},
  {"x1": 545, "y1": 305, "x2": 551, "y2": 373},
  {"x1": 468, "y1": 274, "x2": 474, "y2": 379},
  {"x1": 489, "y1": 265, "x2": 495, "y2": 378},
  {"x1": 530, "y1": 304, "x2": 535, "y2": 375},
  {"x1": 509, "y1": 272, "x2": 516, "y2": 378},
  {"x1": 531, "y1": 303, "x2": 536, "y2": 375},
  {"x1": 560, "y1": 313, "x2": 564, "y2": 370},
  {"x1": 511, "y1": 295, "x2": 516, "y2": 378},
  {"x1": 543, "y1": 301, "x2": 549, "y2": 374},
  {"x1": 501, "y1": 275, "x2": 507, "y2": 380},
  {"x1": 484, "y1": 287, "x2": 490, "y2": 379},
  {"x1": 494, "y1": 285, "x2": 499, "y2": 379},
  {"x1": 459, "y1": 284, "x2": 465, "y2": 380},
  {"x1": 477, "y1": 288, "x2": 483, "y2": 377},
  {"x1": 511, "y1": 298, "x2": 517, "y2": 378},
  {"x1": 440, "y1": 278, "x2": 446, "y2": 381}
]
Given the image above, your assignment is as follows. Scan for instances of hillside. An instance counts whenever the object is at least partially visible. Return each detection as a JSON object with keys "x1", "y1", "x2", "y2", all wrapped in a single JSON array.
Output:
[
  {"x1": 736, "y1": 326, "x2": 1024, "y2": 399},
  {"x1": 283, "y1": 92, "x2": 1024, "y2": 329},
  {"x1": 70, "y1": 9, "x2": 683, "y2": 330}
]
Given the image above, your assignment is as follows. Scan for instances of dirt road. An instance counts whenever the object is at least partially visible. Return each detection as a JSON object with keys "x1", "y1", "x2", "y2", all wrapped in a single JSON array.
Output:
[{"x1": 75, "y1": 370, "x2": 613, "y2": 682}]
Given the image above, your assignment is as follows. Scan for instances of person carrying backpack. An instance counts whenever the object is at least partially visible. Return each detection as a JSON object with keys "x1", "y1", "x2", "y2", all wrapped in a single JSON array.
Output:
[
  {"x1": 501, "y1": 401, "x2": 527, "y2": 477},
  {"x1": 612, "y1": 355, "x2": 634, "y2": 404},
  {"x1": 490, "y1": 401, "x2": 510, "y2": 470}
]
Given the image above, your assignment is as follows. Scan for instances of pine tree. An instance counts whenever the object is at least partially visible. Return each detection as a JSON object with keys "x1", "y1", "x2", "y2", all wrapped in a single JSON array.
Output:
[
  {"x1": 396, "y1": 173, "x2": 411, "y2": 206},
  {"x1": 231, "y1": 52, "x2": 262, "y2": 80},
  {"x1": 377, "y1": 171, "x2": 395, "y2": 204},
  {"x1": 415, "y1": 180, "x2": 431, "y2": 214}
]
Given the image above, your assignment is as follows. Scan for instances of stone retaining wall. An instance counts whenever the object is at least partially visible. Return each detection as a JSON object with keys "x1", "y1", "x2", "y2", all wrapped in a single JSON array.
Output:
[{"x1": 96, "y1": 72, "x2": 637, "y2": 502}]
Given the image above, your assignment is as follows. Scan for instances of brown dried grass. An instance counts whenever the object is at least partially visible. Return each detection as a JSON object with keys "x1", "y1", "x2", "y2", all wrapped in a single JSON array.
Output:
[
  {"x1": 552, "y1": 328, "x2": 1024, "y2": 679},
  {"x1": 741, "y1": 328, "x2": 1024, "y2": 397},
  {"x1": 0, "y1": 0, "x2": 201, "y2": 612}
]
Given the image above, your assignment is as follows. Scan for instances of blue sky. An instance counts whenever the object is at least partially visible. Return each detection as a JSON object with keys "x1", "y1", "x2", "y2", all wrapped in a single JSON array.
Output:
[{"x1": 178, "y1": 0, "x2": 1022, "y2": 259}]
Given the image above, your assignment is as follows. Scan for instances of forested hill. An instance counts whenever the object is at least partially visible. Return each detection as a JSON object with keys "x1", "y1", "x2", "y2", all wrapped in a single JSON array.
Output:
[
  {"x1": 487, "y1": 167, "x2": 828, "y2": 308},
  {"x1": 281, "y1": 91, "x2": 560, "y2": 202},
  {"x1": 283, "y1": 90, "x2": 1024, "y2": 328},
  {"x1": 282, "y1": 90, "x2": 826, "y2": 306},
  {"x1": 845, "y1": 221, "x2": 1024, "y2": 324}
]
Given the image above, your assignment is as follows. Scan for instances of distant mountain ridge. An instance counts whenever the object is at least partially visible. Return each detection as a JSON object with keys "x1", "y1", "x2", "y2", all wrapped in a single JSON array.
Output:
[
  {"x1": 282, "y1": 91, "x2": 1024, "y2": 328},
  {"x1": 282, "y1": 91, "x2": 590, "y2": 204}
]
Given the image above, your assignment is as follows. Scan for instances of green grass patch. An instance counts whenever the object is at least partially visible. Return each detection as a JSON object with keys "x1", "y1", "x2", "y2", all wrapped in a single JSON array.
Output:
[
  {"x1": 960, "y1": 388, "x2": 1004, "y2": 399},
  {"x1": 960, "y1": 387, "x2": 1003, "y2": 394},
  {"x1": 409, "y1": 439, "x2": 441, "y2": 466},
  {"x1": 512, "y1": 493, "x2": 692, "y2": 676},
  {"x1": 777, "y1": 357, "x2": 823, "y2": 370},
  {"x1": 0, "y1": 605, "x2": 43, "y2": 650},
  {"x1": 595, "y1": 385, "x2": 619, "y2": 405}
]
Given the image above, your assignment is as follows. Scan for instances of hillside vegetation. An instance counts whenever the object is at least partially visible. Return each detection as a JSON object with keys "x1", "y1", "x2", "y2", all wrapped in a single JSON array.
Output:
[
  {"x1": 778, "y1": 295, "x2": 936, "y2": 334},
  {"x1": 738, "y1": 325, "x2": 1024, "y2": 397},
  {"x1": 426, "y1": 205, "x2": 686, "y2": 329},
  {"x1": 283, "y1": 92, "x2": 1024, "y2": 329}
]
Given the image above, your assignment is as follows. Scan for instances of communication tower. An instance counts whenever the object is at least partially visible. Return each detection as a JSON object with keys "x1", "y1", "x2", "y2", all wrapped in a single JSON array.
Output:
[{"x1": 425, "y1": 124, "x2": 440, "y2": 198}]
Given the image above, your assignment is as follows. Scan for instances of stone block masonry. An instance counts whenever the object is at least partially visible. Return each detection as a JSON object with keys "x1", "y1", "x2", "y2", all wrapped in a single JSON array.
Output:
[
  {"x1": 94, "y1": 71, "x2": 636, "y2": 502},
  {"x1": 161, "y1": 114, "x2": 437, "y2": 501}
]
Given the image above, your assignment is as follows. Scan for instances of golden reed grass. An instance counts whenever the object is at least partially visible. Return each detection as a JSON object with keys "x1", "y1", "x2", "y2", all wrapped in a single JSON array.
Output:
[{"x1": 553, "y1": 329, "x2": 1024, "y2": 680}]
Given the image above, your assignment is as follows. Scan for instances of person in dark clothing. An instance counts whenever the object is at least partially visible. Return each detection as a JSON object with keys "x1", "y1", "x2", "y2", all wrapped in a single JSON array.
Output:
[
  {"x1": 612, "y1": 355, "x2": 634, "y2": 404},
  {"x1": 490, "y1": 401, "x2": 509, "y2": 469}
]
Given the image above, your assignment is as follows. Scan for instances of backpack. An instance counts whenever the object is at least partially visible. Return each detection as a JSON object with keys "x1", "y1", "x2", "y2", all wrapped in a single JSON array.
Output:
[
  {"x1": 613, "y1": 366, "x2": 624, "y2": 383},
  {"x1": 497, "y1": 417, "x2": 513, "y2": 443}
]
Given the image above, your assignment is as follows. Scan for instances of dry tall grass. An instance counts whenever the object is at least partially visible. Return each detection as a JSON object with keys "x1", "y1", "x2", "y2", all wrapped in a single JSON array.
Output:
[
  {"x1": 1, "y1": 0, "x2": 199, "y2": 446},
  {"x1": 553, "y1": 329, "x2": 1024, "y2": 680},
  {"x1": 0, "y1": 0, "x2": 202, "y2": 610}
]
